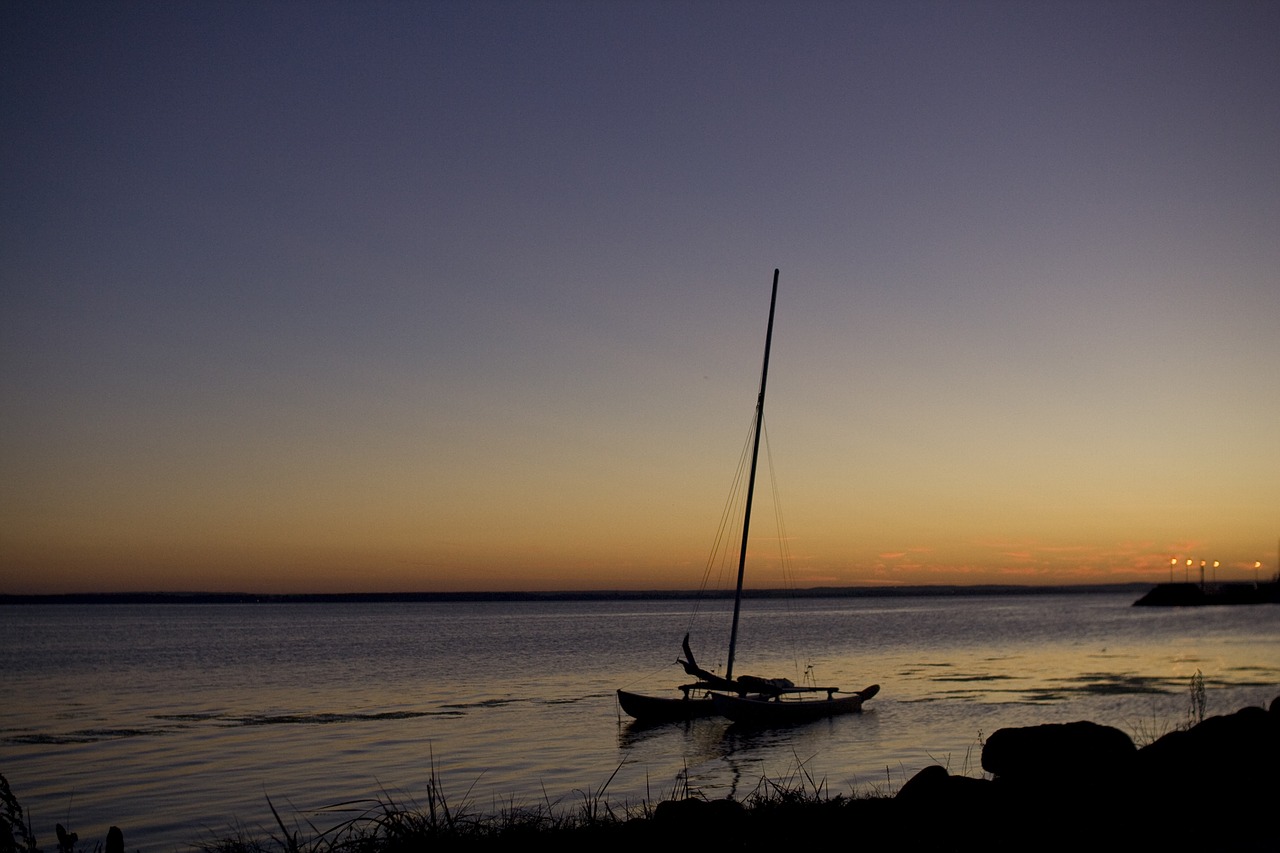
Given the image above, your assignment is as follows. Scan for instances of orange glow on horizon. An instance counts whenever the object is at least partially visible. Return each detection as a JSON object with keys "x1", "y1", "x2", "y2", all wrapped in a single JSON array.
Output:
[{"x1": 4, "y1": 534, "x2": 1275, "y2": 595}]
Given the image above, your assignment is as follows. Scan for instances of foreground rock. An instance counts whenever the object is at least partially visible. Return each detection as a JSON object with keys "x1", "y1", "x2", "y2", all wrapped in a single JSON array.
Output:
[
  {"x1": 890, "y1": 697, "x2": 1279, "y2": 851},
  {"x1": 630, "y1": 699, "x2": 1276, "y2": 851}
]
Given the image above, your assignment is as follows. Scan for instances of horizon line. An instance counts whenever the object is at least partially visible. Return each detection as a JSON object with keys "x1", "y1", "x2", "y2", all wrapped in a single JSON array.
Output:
[{"x1": 0, "y1": 581, "x2": 1172, "y2": 605}]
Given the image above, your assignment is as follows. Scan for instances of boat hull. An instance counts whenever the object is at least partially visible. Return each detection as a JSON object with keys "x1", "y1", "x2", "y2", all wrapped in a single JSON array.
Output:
[
  {"x1": 617, "y1": 689, "x2": 718, "y2": 722},
  {"x1": 710, "y1": 684, "x2": 879, "y2": 726}
]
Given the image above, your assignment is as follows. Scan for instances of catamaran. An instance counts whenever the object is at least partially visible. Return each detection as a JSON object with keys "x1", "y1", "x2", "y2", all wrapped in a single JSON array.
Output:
[{"x1": 616, "y1": 270, "x2": 879, "y2": 725}]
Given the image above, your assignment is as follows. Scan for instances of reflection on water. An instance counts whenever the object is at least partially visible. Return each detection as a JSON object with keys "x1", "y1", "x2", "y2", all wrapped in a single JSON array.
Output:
[{"x1": 1, "y1": 594, "x2": 1277, "y2": 851}]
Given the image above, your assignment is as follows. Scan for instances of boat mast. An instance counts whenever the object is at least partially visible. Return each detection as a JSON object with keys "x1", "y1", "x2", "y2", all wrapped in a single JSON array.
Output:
[{"x1": 725, "y1": 268, "x2": 779, "y2": 682}]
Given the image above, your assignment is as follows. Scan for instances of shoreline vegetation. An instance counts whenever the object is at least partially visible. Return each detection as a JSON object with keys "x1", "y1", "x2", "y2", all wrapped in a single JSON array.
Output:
[
  {"x1": 4, "y1": 688, "x2": 1276, "y2": 853},
  {"x1": 0, "y1": 583, "x2": 1157, "y2": 605}
]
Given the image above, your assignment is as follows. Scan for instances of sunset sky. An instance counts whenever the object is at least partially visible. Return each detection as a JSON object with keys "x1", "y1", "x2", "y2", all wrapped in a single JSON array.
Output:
[{"x1": 3, "y1": 1, "x2": 1278, "y2": 594}]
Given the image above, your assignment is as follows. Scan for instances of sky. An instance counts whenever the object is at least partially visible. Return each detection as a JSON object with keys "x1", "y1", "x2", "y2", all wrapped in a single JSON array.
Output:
[{"x1": 2, "y1": 1, "x2": 1278, "y2": 594}]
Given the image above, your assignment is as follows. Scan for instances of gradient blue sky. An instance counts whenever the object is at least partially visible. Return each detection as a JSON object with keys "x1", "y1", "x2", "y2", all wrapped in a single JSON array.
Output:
[{"x1": 3, "y1": 1, "x2": 1278, "y2": 593}]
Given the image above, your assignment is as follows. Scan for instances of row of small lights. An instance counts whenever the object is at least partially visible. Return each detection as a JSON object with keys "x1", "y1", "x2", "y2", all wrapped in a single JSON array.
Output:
[{"x1": 1168, "y1": 557, "x2": 1265, "y2": 583}]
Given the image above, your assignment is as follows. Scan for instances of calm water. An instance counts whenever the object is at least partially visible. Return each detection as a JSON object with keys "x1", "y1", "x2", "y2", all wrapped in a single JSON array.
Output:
[{"x1": 2, "y1": 594, "x2": 1277, "y2": 851}]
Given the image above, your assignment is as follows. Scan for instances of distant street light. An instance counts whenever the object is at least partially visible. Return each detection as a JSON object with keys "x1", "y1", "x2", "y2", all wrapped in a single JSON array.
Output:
[{"x1": 1170, "y1": 557, "x2": 1177, "y2": 582}]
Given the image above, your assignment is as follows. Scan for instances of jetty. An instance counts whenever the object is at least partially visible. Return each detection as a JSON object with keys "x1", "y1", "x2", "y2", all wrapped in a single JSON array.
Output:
[{"x1": 1133, "y1": 580, "x2": 1280, "y2": 606}]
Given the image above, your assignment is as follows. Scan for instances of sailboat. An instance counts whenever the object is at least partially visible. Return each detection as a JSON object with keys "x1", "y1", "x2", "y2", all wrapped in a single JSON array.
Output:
[{"x1": 616, "y1": 269, "x2": 879, "y2": 725}]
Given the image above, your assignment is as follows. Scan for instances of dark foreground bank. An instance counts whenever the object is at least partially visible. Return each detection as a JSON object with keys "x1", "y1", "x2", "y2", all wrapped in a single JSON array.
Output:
[{"x1": 4, "y1": 697, "x2": 1276, "y2": 853}]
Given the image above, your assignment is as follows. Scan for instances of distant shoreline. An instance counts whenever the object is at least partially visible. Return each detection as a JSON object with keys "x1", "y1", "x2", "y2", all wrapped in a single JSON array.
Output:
[{"x1": 0, "y1": 583, "x2": 1153, "y2": 605}]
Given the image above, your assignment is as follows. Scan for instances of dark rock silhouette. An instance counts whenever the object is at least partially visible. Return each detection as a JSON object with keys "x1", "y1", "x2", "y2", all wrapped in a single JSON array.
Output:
[
  {"x1": 895, "y1": 762, "x2": 997, "y2": 835},
  {"x1": 982, "y1": 719, "x2": 1137, "y2": 781},
  {"x1": 54, "y1": 824, "x2": 77, "y2": 853},
  {"x1": 105, "y1": 826, "x2": 124, "y2": 853},
  {"x1": 1130, "y1": 701, "x2": 1279, "y2": 847},
  {"x1": 889, "y1": 698, "x2": 1280, "y2": 851}
]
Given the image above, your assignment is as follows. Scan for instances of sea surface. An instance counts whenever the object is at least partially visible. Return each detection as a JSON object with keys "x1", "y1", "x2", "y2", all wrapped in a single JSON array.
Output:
[{"x1": 2, "y1": 593, "x2": 1277, "y2": 851}]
